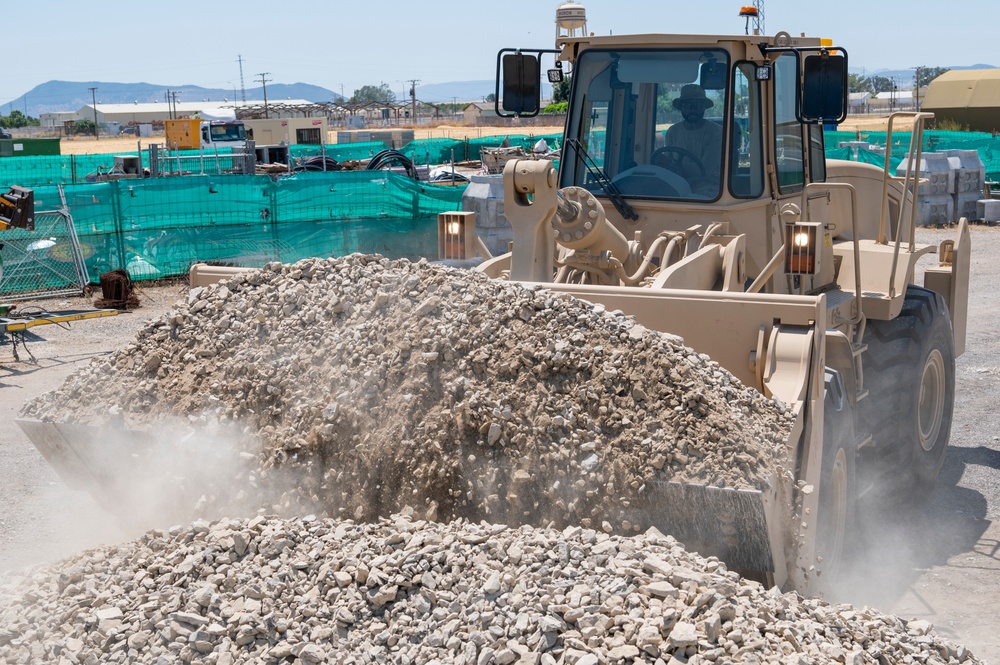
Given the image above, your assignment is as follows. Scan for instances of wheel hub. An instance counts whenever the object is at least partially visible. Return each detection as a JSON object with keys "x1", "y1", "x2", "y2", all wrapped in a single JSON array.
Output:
[{"x1": 918, "y1": 349, "x2": 946, "y2": 452}]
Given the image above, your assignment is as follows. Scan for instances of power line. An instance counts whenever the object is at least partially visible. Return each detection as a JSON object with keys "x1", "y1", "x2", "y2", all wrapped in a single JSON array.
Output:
[
  {"x1": 89, "y1": 87, "x2": 98, "y2": 138},
  {"x1": 257, "y1": 72, "x2": 272, "y2": 118},
  {"x1": 406, "y1": 79, "x2": 420, "y2": 123}
]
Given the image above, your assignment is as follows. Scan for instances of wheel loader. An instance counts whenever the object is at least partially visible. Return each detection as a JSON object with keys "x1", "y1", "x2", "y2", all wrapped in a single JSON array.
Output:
[
  {"x1": 15, "y1": 31, "x2": 969, "y2": 596},
  {"x1": 435, "y1": 29, "x2": 971, "y2": 593}
]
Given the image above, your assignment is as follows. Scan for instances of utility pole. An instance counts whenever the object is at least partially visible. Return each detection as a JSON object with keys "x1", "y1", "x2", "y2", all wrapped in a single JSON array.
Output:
[
  {"x1": 406, "y1": 79, "x2": 420, "y2": 125},
  {"x1": 89, "y1": 87, "x2": 99, "y2": 138},
  {"x1": 753, "y1": 0, "x2": 764, "y2": 35},
  {"x1": 238, "y1": 55, "x2": 248, "y2": 105},
  {"x1": 257, "y1": 72, "x2": 272, "y2": 118},
  {"x1": 171, "y1": 91, "x2": 180, "y2": 119}
]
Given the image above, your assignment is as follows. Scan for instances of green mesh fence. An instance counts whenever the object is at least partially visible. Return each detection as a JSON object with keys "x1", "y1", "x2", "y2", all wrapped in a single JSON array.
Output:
[
  {"x1": 824, "y1": 129, "x2": 1000, "y2": 181},
  {"x1": 3, "y1": 129, "x2": 997, "y2": 296},
  {"x1": 1, "y1": 171, "x2": 461, "y2": 291}
]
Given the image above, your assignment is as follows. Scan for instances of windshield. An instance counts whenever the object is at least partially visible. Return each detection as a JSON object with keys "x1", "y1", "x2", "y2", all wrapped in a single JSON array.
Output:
[
  {"x1": 561, "y1": 48, "x2": 729, "y2": 201},
  {"x1": 209, "y1": 123, "x2": 247, "y2": 142}
]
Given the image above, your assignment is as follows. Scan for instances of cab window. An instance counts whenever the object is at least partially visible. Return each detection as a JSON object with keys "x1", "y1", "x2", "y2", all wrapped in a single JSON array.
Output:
[
  {"x1": 774, "y1": 53, "x2": 805, "y2": 193},
  {"x1": 730, "y1": 62, "x2": 764, "y2": 198},
  {"x1": 562, "y1": 48, "x2": 729, "y2": 202}
]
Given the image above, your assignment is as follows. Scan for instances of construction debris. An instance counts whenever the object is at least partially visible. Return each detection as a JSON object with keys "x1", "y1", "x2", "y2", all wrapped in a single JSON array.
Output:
[
  {"x1": 21, "y1": 255, "x2": 793, "y2": 532},
  {"x1": 0, "y1": 515, "x2": 981, "y2": 664}
]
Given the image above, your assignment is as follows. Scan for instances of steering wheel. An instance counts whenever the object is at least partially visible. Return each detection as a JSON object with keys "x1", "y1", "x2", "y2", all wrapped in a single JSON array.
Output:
[
  {"x1": 651, "y1": 146, "x2": 707, "y2": 178},
  {"x1": 610, "y1": 164, "x2": 692, "y2": 198}
]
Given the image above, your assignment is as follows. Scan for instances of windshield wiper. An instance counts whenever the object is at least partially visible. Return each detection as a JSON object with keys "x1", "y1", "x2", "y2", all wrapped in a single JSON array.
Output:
[{"x1": 564, "y1": 139, "x2": 639, "y2": 222}]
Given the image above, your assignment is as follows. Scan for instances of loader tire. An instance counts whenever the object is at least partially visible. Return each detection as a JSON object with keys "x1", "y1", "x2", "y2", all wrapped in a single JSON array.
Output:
[
  {"x1": 859, "y1": 285, "x2": 955, "y2": 498},
  {"x1": 815, "y1": 368, "x2": 857, "y2": 586}
]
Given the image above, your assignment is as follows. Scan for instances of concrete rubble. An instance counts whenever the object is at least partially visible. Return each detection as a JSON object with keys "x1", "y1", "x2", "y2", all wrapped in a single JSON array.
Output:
[
  {"x1": 0, "y1": 515, "x2": 981, "y2": 664},
  {"x1": 21, "y1": 255, "x2": 793, "y2": 531},
  {"x1": 9, "y1": 254, "x2": 983, "y2": 663}
]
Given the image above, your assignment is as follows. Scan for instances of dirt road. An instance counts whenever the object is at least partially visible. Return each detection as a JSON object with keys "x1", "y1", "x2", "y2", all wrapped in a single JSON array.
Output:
[{"x1": 1, "y1": 225, "x2": 997, "y2": 662}]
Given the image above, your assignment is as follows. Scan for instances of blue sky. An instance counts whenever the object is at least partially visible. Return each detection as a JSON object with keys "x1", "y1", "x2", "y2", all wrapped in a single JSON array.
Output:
[{"x1": 4, "y1": 0, "x2": 995, "y2": 108}]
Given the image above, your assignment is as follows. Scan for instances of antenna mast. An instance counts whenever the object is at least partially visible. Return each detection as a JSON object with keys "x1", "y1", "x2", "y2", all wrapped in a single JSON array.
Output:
[{"x1": 238, "y1": 55, "x2": 248, "y2": 105}]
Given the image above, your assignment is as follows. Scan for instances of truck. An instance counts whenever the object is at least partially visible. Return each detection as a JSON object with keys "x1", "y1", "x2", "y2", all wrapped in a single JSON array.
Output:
[
  {"x1": 435, "y1": 24, "x2": 971, "y2": 593},
  {"x1": 164, "y1": 117, "x2": 249, "y2": 152}
]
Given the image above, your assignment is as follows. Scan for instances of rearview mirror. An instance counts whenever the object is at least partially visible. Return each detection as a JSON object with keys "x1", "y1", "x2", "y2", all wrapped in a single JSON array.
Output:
[
  {"x1": 700, "y1": 60, "x2": 727, "y2": 90},
  {"x1": 499, "y1": 52, "x2": 541, "y2": 117},
  {"x1": 799, "y1": 52, "x2": 848, "y2": 123}
]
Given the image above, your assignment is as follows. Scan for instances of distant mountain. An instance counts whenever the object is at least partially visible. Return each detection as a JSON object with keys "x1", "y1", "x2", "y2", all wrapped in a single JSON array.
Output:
[
  {"x1": 6, "y1": 78, "x2": 559, "y2": 118},
  {"x1": 9, "y1": 81, "x2": 343, "y2": 118}
]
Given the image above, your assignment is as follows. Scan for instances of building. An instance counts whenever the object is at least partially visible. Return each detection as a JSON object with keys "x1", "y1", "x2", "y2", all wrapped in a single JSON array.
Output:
[
  {"x1": 39, "y1": 100, "x2": 314, "y2": 133},
  {"x1": 244, "y1": 117, "x2": 329, "y2": 145},
  {"x1": 463, "y1": 102, "x2": 498, "y2": 125},
  {"x1": 923, "y1": 69, "x2": 1000, "y2": 132}
]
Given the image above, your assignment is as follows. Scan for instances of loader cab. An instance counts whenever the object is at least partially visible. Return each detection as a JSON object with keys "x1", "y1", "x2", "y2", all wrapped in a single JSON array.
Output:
[
  {"x1": 498, "y1": 38, "x2": 848, "y2": 209},
  {"x1": 560, "y1": 48, "x2": 734, "y2": 202}
]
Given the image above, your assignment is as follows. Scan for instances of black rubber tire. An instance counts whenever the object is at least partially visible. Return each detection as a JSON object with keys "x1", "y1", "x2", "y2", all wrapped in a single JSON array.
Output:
[
  {"x1": 814, "y1": 368, "x2": 858, "y2": 587},
  {"x1": 858, "y1": 285, "x2": 956, "y2": 498}
]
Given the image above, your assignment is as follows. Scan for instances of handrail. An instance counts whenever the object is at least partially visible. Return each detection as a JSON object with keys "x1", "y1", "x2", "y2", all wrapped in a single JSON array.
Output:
[{"x1": 877, "y1": 111, "x2": 934, "y2": 299}]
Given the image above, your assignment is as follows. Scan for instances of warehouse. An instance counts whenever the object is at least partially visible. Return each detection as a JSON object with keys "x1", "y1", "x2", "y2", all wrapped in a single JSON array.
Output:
[{"x1": 923, "y1": 68, "x2": 1000, "y2": 133}]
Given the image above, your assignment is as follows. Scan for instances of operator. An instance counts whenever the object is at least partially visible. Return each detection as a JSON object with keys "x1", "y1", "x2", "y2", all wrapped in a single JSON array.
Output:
[{"x1": 657, "y1": 84, "x2": 723, "y2": 193}]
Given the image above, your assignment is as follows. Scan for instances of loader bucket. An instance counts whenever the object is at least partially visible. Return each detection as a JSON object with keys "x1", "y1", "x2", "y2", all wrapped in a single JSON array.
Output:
[
  {"x1": 15, "y1": 419, "x2": 155, "y2": 497},
  {"x1": 623, "y1": 479, "x2": 785, "y2": 574},
  {"x1": 16, "y1": 418, "x2": 255, "y2": 527},
  {"x1": 18, "y1": 417, "x2": 789, "y2": 578}
]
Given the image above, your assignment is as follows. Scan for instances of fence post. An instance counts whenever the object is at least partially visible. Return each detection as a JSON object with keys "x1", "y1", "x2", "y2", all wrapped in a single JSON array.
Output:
[{"x1": 109, "y1": 180, "x2": 127, "y2": 271}]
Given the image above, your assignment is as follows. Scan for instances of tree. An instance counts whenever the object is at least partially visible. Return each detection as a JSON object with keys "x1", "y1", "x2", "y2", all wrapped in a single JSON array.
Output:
[
  {"x1": 0, "y1": 110, "x2": 39, "y2": 129},
  {"x1": 72, "y1": 119, "x2": 96, "y2": 135},
  {"x1": 351, "y1": 83, "x2": 396, "y2": 105},
  {"x1": 542, "y1": 101, "x2": 567, "y2": 115},
  {"x1": 485, "y1": 93, "x2": 497, "y2": 103},
  {"x1": 865, "y1": 75, "x2": 895, "y2": 94},
  {"x1": 848, "y1": 73, "x2": 868, "y2": 93},
  {"x1": 552, "y1": 75, "x2": 572, "y2": 104},
  {"x1": 915, "y1": 66, "x2": 950, "y2": 88}
]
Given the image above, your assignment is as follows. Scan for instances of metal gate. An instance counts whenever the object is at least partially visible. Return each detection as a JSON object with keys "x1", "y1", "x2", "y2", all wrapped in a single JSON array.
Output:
[{"x1": 0, "y1": 187, "x2": 90, "y2": 301}]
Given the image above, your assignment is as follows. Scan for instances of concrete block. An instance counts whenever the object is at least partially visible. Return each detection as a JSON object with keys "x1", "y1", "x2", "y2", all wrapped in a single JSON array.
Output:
[
  {"x1": 945, "y1": 149, "x2": 986, "y2": 194},
  {"x1": 896, "y1": 153, "x2": 954, "y2": 196},
  {"x1": 977, "y1": 199, "x2": 1000, "y2": 222}
]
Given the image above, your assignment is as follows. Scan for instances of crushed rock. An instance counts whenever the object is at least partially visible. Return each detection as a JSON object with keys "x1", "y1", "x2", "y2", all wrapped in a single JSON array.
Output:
[
  {"x1": 0, "y1": 514, "x2": 981, "y2": 664},
  {"x1": 21, "y1": 255, "x2": 794, "y2": 532}
]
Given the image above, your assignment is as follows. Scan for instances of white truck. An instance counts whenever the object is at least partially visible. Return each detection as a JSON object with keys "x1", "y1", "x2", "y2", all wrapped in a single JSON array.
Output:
[{"x1": 164, "y1": 108, "x2": 249, "y2": 152}]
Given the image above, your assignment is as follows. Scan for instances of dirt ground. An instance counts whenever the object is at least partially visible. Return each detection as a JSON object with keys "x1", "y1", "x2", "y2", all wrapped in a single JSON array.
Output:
[
  {"x1": 56, "y1": 124, "x2": 567, "y2": 156},
  {"x1": 1, "y1": 222, "x2": 998, "y2": 662}
]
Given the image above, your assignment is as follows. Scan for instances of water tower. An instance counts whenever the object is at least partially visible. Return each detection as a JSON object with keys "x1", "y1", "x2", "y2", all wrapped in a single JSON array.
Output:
[{"x1": 555, "y1": 2, "x2": 587, "y2": 44}]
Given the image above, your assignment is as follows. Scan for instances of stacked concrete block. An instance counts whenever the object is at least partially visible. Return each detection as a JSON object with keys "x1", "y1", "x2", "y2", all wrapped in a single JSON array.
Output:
[
  {"x1": 945, "y1": 150, "x2": 987, "y2": 221},
  {"x1": 896, "y1": 153, "x2": 955, "y2": 226}
]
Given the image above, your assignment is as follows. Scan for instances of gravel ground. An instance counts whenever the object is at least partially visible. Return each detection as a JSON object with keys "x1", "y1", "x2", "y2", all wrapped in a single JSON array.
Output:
[{"x1": 1, "y1": 225, "x2": 998, "y2": 663}]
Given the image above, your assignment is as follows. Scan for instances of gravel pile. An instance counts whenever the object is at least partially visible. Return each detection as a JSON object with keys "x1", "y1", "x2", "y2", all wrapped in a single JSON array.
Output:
[
  {"x1": 21, "y1": 255, "x2": 793, "y2": 532},
  {"x1": 0, "y1": 514, "x2": 980, "y2": 664}
]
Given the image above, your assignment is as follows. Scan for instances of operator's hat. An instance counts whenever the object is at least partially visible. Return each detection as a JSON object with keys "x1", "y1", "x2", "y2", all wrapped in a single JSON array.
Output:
[{"x1": 674, "y1": 84, "x2": 713, "y2": 109}]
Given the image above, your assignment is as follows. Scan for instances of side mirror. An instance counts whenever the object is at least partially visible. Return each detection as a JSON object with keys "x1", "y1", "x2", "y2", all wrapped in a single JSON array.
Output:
[
  {"x1": 498, "y1": 52, "x2": 541, "y2": 117},
  {"x1": 800, "y1": 51, "x2": 848, "y2": 124}
]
